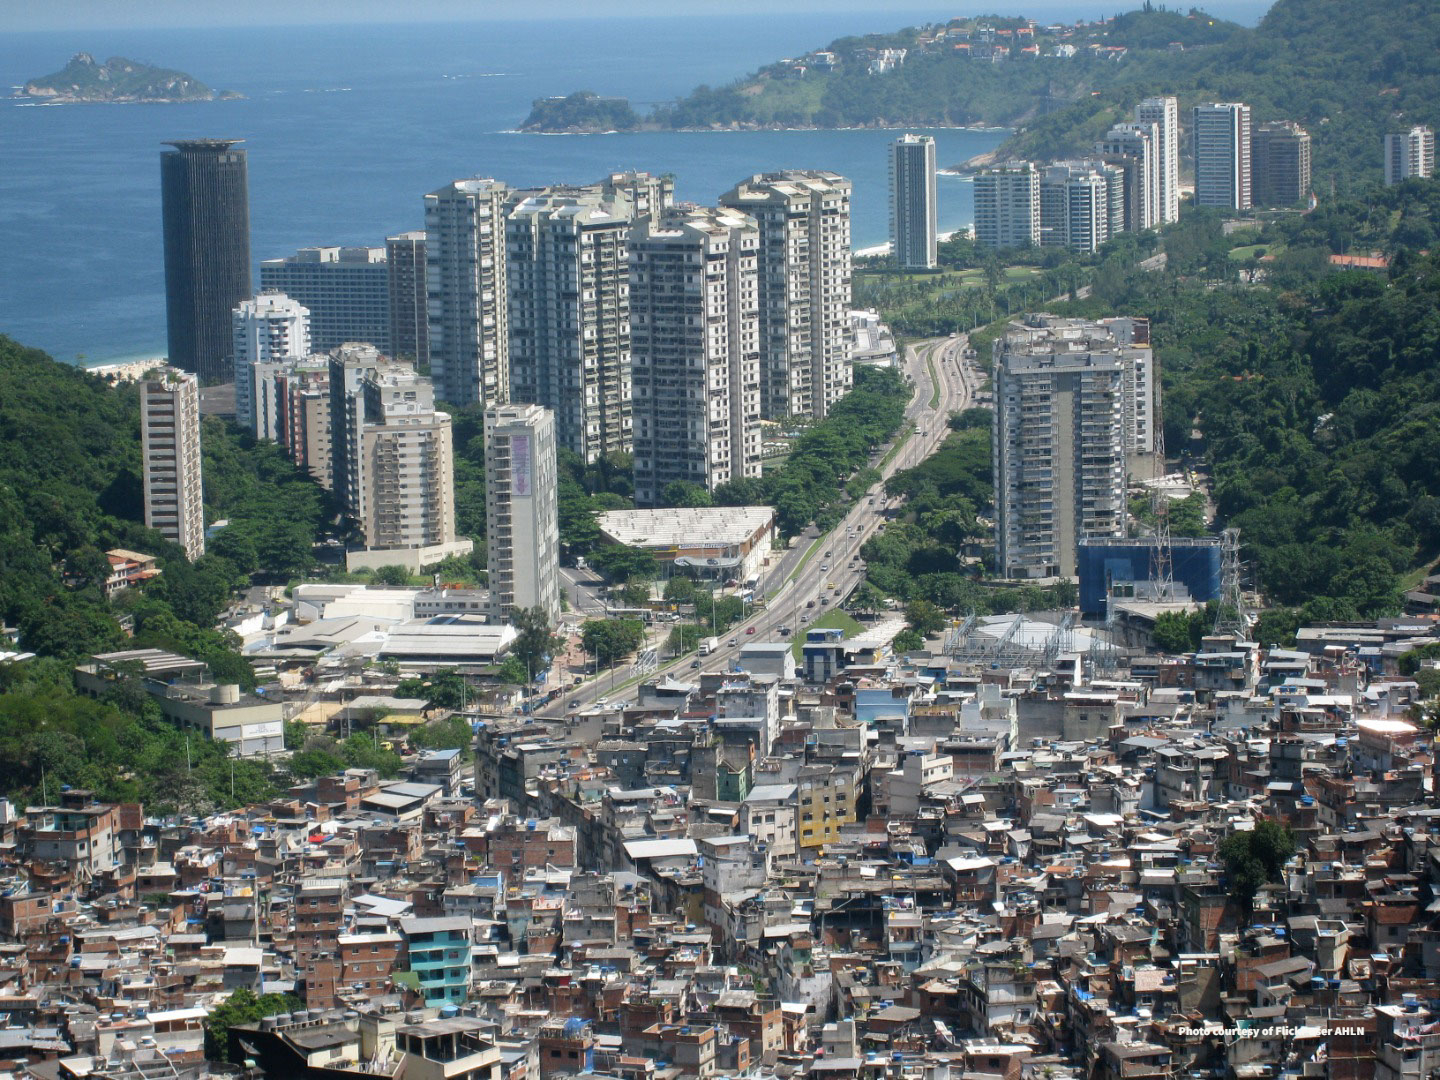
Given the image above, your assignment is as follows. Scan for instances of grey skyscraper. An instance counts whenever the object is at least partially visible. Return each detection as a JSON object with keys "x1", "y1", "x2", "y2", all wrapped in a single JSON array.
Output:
[
  {"x1": 1253, "y1": 121, "x2": 1312, "y2": 207},
  {"x1": 424, "y1": 179, "x2": 510, "y2": 408},
  {"x1": 259, "y1": 246, "x2": 389, "y2": 354},
  {"x1": 161, "y1": 139, "x2": 252, "y2": 383},
  {"x1": 386, "y1": 231, "x2": 428, "y2": 364},
  {"x1": 720, "y1": 171, "x2": 853, "y2": 421},
  {"x1": 506, "y1": 187, "x2": 633, "y2": 462},
  {"x1": 889, "y1": 134, "x2": 938, "y2": 270},
  {"x1": 974, "y1": 162, "x2": 1041, "y2": 249},
  {"x1": 630, "y1": 205, "x2": 763, "y2": 506},
  {"x1": 1193, "y1": 103, "x2": 1252, "y2": 210}
]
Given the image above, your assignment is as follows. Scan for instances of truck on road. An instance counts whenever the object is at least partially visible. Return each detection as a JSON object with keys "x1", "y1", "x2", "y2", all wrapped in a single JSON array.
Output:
[{"x1": 700, "y1": 637, "x2": 718, "y2": 656}]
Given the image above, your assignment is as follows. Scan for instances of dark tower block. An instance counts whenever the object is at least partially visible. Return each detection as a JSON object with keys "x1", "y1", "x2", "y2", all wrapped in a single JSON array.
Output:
[{"x1": 161, "y1": 139, "x2": 252, "y2": 383}]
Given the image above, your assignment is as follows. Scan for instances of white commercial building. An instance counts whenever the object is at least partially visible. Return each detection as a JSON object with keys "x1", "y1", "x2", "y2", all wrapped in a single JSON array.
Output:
[
  {"x1": 720, "y1": 170, "x2": 853, "y2": 421},
  {"x1": 1384, "y1": 125, "x2": 1435, "y2": 186},
  {"x1": 974, "y1": 161, "x2": 1041, "y2": 249},
  {"x1": 258, "y1": 246, "x2": 389, "y2": 354},
  {"x1": 1135, "y1": 96, "x2": 1180, "y2": 223},
  {"x1": 141, "y1": 370, "x2": 205, "y2": 562},
  {"x1": 595, "y1": 505, "x2": 776, "y2": 584},
  {"x1": 506, "y1": 186, "x2": 633, "y2": 462},
  {"x1": 889, "y1": 133, "x2": 938, "y2": 270},
  {"x1": 484, "y1": 403, "x2": 560, "y2": 624},
  {"x1": 1193, "y1": 102, "x2": 1252, "y2": 210},
  {"x1": 231, "y1": 290, "x2": 310, "y2": 433},
  {"x1": 424, "y1": 178, "x2": 511, "y2": 408},
  {"x1": 630, "y1": 205, "x2": 763, "y2": 506},
  {"x1": 993, "y1": 315, "x2": 1157, "y2": 579}
]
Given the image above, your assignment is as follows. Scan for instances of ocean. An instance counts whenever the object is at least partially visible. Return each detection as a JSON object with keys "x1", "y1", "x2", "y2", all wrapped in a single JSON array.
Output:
[{"x1": 0, "y1": 5, "x2": 1273, "y2": 365}]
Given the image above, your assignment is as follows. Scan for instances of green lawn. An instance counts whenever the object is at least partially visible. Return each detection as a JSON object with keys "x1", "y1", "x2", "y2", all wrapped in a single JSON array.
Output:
[
  {"x1": 791, "y1": 608, "x2": 864, "y2": 658},
  {"x1": 1228, "y1": 243, "x2": 1273, "y2": 262}
]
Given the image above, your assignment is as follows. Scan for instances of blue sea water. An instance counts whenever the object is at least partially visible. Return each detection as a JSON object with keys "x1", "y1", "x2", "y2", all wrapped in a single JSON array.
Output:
[{"x1": 0, "y1": 6, "x2": 1272, "y2": 365}]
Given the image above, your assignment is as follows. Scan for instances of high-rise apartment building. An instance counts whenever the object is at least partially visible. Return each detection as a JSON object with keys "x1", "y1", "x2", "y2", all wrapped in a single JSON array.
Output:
[
  {"x1": 424, "y1": 179, "x2": 511, "y2": 408},
  {"x1": 720, "y1": 171, "x2": 853, "y2": 421},
  {"x1": 232, "y1": 291, "x2": 310, "y2": 432},
  {"x1": 889, "y1": 133, "x2": 938, "y2": 270},
  {"x1": 328, "y1": 346, "x2": 458, "y2": 555},
  {"x1": 160, "y1": 139, "x2": 252, "y2": 383},
  {"x1": 1135, "y1": 96, "x2": 1180, "y2": 224},
  {"x1": 1193, "y1": 103, "x2": 1252, "y2": 210},
  {"x1": 258, "y1": 246, "x2": 389, "y2": 354},
  {"x1": 386, "y1": 231, "x2": 428, "y2": 364},
  {"x1": 596, "y1": 170, "x2": 674, "y2": 221},
  {"x1": 484, "y1": 403, "x2": 560, "y2": 625},
  {"x1": 273, "y1": 360, "x2": 332, "y2": 489},
  {"x1": 630, "y1": 205, "x2": 763, "y2": 507},
  {"x1": 1040, "y1": 162, "x2": 1114, "y2": 253},
  {"x1": 974, "y1": 162, "x2": 1041, "y2": 249},
  {"x1": 141, "y1": 370, "x2": 206, "y2": 562},
  {"x1": 1097, "y1": 122, "x2": 1159, "y2": 232},
  {"x1": 1384, "y1": 126, "x2": 1435, "y2": 186},
  {"x1": 506, "y1": 187, "x2": 633, "y2": 462},
  {"x1": 993, "y1": 316, "x2": 1155, "y2": 580},
  {"x1": 1252, "y1": 121, "x2": 1312, "y2": 207}
]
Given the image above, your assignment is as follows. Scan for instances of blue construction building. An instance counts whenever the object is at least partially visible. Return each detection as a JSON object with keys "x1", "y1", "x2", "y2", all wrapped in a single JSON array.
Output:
[{"x1": 1077, "y1": 537, "x2": 1223, "y2": 616}]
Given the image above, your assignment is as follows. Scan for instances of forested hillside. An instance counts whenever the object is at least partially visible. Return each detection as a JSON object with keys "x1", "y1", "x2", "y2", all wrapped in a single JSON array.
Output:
[
  {"x1": 526, "y1": 0, "x2": 1440, "y2": 192},
  {"x1": 1033, "y1": 181, "x2": 1440, "y2": 638},
  {"x1": 0, "y1": 339, "x2": 335, "y2": 811}
]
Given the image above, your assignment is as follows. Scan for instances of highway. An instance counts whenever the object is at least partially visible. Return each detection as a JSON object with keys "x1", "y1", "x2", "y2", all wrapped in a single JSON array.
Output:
[{"x1": 536, "y1": 332, "x2": 981, "y2": 718}]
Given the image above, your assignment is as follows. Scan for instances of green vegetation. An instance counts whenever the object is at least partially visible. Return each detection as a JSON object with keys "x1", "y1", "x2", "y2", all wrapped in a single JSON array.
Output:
[
  {"x1": 520, "y1": 91, "x2": 641, "y2": 132},
  {"x1": 714, "y1": 365, "x2": 910, "y2": 537},
  {"x1": 1218, "y1": 818, "x2": 1295, "y2": 915},
  {"x1": 791, "y1": 609, "x2": 864, "y2": 659},
  {"x1": 22, "y1": 53, "x2": 215, "y2": 102},
  {"x1": 204, "y1": 989, "x2": 303, "y2": 1063},
  {"x1": 580, "y1": 618, "x2": 646, "y2": 666}
]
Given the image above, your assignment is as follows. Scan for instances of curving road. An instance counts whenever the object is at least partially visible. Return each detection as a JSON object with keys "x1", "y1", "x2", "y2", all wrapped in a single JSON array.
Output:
[{"x1": 537, "y1": 332, "x2": 981, "y2": 718}]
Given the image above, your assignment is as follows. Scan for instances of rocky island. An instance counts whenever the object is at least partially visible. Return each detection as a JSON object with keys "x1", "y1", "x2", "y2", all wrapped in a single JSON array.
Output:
[{"x1": 16, "y1": 53, "x2": 237, "y2": 104}]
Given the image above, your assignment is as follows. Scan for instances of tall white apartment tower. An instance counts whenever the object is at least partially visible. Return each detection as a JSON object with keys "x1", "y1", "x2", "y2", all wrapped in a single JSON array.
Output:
[
  {"x1": 1193, "y1": 103, "x2": 1252, "y2": 210},
  {"x1": 424, "y1": 178, "x2": 510, "y2": 408},
  {"x1": 1097, "y1": 122, "x2": 1159, "y2": 231},
  {"x1": 141, "y1": 370, "x2": 205, "y2": 562},
  {"x1": 1040, "y1": 163, "x2": 1113, "y2": 253},
  {"x1": 720, "y1": 171, "x2": 853, "y2": 421},
  {"x1": 889, "y1": 134, "x2": 938, "y2": 270},
  {"x1": 1136, "y1": 96, "x2": 1180, "y2": 223},
  {"x1": 484, "y1": 403, "x2": 560, "y2": 624},
  {"x1": 974, "y1": 162, "x2": 1041, "y2": 249},
  {"x1": 992, "y1": 317, "x2": 1139, "y2": 580},
  {"x1": 506, "y1": 187, "x2": 633, "y2": 462},
  {"x1": 232, "y1": 290, "x2": 310, "y2": 434},
  {"x1": 630, "y1": 205, "x2": 763, "y2": 507},
  {"x1": 1385, "y1": 126, "x2": 1435, "y2": 186}
]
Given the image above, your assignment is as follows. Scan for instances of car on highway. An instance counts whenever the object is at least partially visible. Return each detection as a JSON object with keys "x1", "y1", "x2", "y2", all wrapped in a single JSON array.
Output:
[
  {"x1": 729, "y1": 638, "x2": 738, "y2": 647},
  {"x1": 826, "y1": 581, "x2": 836, "y2": 590},
  {"x1": 690, "y1": 660, "x2": 702, "y2": 668},
  {"x1": 745, "y1": 626, "x2": 756, "y2": 634},
  {"x1": 820, "y1": 597, "x2": 830, "y2": 605},
  {"x1": 825, "y1": 550, "x2": 832, "y2": 557},
  {"x1": 568, "y1": 699, "x2": 580, "y2": 708},
  {"x1": 595, "y1": 697, "x2": 607, "y2": 707},
  {"x1": 778, "y1": 626, "x2": 791, "y2": 635},
  {"x1": 806, "y1": 600, "x2": 816, "y2": 608}
]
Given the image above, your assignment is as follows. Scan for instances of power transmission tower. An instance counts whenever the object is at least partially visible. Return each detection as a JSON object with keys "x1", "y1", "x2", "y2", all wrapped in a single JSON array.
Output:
[
  {"x1": 1213, "y1": 528, "x2": 1248, "y2": 640},
  {"x1": 1147, "y1": 362, "x2": 1174, "y2": 604}
]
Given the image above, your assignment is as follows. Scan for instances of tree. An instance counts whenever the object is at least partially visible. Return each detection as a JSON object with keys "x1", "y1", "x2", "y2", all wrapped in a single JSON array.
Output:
[
  {"x1": 1219, "y1": 819, "x2": 1295, "y2": 915},
  {"x1": 371, "y1": 564, "x2": 413, "y2": 586},
  {"x1": 660, "y1": 480, "x2": 714, "y2": 508},
  {"x1": 663, "y1": 576, "x2": 698, "y2": 603},
  {"x1": 904, "y1": 598, "x2": 945, "y2": 638},
  {"x1": 666, "y1": 624, "x2": 702, "y2": 655},
  {"x1": 580, "y1": 618, "x2": 645, "y2": 666},
  {"x1": 1151, "y1": 611, "x2": 1194, "y2": 654},
  {"x1": 204, "y1": 988, "x2": 303, "y2": 1063},
  {"x1": 509, "y1": 605, "x2": 562, "y2": 681},
  {"x1": 494, "y1": 656, "x2": 529, "y2": 684},
  {"x1": 892, "y1": 628, "x2": 924, "y2": 652},
  {"x1": 397, "y1": 671, "x2": 470, "y2": 710},
  {"x1": 589, "y1": 544, "x2": 658, "y2": 584}
]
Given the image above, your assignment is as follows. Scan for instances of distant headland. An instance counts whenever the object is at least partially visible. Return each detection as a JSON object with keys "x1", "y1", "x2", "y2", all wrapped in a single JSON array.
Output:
[{"x1": 15, "y1": 53, "x2": 241, "y2": 104}]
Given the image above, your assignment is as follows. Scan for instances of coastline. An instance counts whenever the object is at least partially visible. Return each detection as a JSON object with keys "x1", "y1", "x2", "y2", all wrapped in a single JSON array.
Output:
[{"x1": 517, "y1": 120, "x2": 1013, "y2": 136}]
